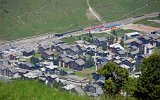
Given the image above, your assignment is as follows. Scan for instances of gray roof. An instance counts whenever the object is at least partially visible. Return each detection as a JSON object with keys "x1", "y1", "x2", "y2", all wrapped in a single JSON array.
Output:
[
  {"x1": 117, "y1": 50, "x2": 127, "y2": 55},
  {"x1": 44, "y1": 50, "x2": 53, "y2": 55},
  {"x1": 24, "y1": 49, "x2": 34, "y2": 53},
  {"x1": 75, "y1": 59, "x2": 85, "y2": 66},
  {"x1": 96, "y1": 37, "x2": 107, "y2": 42},
  {"x1": 52, "y1": 39, "x2": 63, "y2": 45},
  {"x1": 17, "y1": 68, "x2": 29, "y2": 73},
  {"x1": 58, "y1": 44, "x2": 70, "y2": 50},
  {"x1": 71, "y1": 46, "x2": 79, "y2": 52},
  {"x1": 59, "y1": 54, "x2": 67, "y2": 58},
  {"x1": 62, "y1": 57, "x2": 74, "y2": 63},
  {"x1": 0, "y1": 64, "x2": 17, "y2": 73},
  {"x1": 145, "y1": 43, "x2": 154, "y2": 49},
  {"x1": 41, "y1": 45, "x2": 50, "y2": 50}
]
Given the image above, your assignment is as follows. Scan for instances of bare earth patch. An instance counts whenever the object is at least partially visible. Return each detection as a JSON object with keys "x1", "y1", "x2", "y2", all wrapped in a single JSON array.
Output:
[
  {"x1": 86, "y1": 9, "x2": 97, "y2": 20},
  {"x1": 124, "y1": 24, "x2": 160, "y2": 33}
]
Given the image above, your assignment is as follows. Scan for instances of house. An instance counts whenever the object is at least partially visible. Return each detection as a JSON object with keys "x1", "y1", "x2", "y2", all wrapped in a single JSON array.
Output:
[
  {"x1": 41, "y1": 50, "x2": 54, "y2": 60},
  {"x1": 128, "y1": 50, "x2": 139, "y2": 58},
  {"x1": 0, "y1": 51, "x2": 3, "y2": 59},
  {"x1": 96, "y1": 57, "x2": 108, "y2": 70},
  {"x1": 94, "y1": 37, "x2": 107, "y2": 47},
  {"x1": 19, "y1": 62, "x2": 34, "y2": 70},
  {"x1": 23, "y1": 49, "x2": 35, "y2": 57},
  {"x1": 52, "y1": 39, "x2": 64, "y2": 45},
  {"x1": 56, "y1": 44, "x2": 70, "y2": 53},
  {"x1": 0, "y1": 64, "x2": 18, "y2": 78},
  {"x1": 59, "y1": 57, "x2": 74, "y2": 68},
  {"x1": 116, "y1": 49, "x2": 127, "y2": 57},
  {"x1": 85, "y1": 84, "x2": 103, "y2": 97},
  {"x1": 71, "y1": 59, "x2": 85, "y2": 71},
  {"x1": 23, "y1": 70, "x2": 42, "y2": 79},
  {"x1": 17, "y1": 68, "x2": 29, "y2": 76},
  {"x1": 125, "y1": 32, "x2": 140, "y2": 40},
  {"x1": 38, "y1": 45, "x2": 50, "y2": 53},
  {"x1": 144, "y1": 43, "x2": 155, "y2": 54},
  {"x1": 9, "y1": 53, "x2": 17, "y2": 60},
  {"x1": 63, "y1": 84, "x2": 75, "y2": 91},
  {"x1": 45, "y1": 74, "x2": 58, "y2": 84},
  {"x1": 67, "y1": 46, "x2": 81, "y2": 55}
]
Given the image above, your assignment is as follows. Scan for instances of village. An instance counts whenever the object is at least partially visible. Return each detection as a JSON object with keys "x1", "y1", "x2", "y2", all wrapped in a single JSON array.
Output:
[{"x1": 0, "y1": 19, "x2": 160, "y2": 97}]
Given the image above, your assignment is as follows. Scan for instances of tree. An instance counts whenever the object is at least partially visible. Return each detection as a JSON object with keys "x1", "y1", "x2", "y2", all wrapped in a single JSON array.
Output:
[
  {"x1": 135, "y1": 54, "x2": 160, "y2": 100},
  {"x1": 122, "y1": 77, "x2": 137, "y2": 96},
  {"x1": 98, "y1": 62, "x2": 128, "y2": 95}
]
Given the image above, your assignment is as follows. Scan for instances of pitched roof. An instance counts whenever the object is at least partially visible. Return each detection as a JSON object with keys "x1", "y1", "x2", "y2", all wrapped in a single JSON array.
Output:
[
  {"x1": 145, "y1": 43, "x2": 154, "y2": 49},
  {"x1": 62, "y1": 57, "x2": 73, "y2": 63},
  {"x1": 75, "y1": 59, "x2": 85, "y2": 66},
  {"x1": 96, "y1": 37, "x2": 107, "y2": 42}
]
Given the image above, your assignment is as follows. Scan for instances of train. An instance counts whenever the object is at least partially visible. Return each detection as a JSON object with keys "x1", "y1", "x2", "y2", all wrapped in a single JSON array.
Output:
[{"x1": 54, "y1": 28, "x2": 84, "y2": 37}]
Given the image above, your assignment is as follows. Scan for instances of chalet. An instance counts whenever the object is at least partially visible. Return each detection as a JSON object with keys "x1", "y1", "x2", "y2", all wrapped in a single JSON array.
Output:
[
  {"x1": 56, "y1": 44, "x2": 70, "y2": 53},
  {"x1": 144, "y1": 43, "x2": 155, "y2": 54},
  {"x1": 67, "y1": 46, "x2": 81, "y2": 55},
  {"x1": 41, "y1": 50, "x2": 54, "y2": 60},
  {"x1": 19, "y1": 62, "x2": 34, "y2": 70},
  {"x1": 0, "y1": 64, "x2": 17, "y2": 78},
  {"x1": 85, "y1": 84, "x2": 103, "y2": 97},
  {"x1": 94, "y1": 37, "x2": 107, "y2": 47},
  {"x1": 116, "y1": 50, "x2": 127, "y2": 57},
  {"x1": 0, "y1": 51, "x2": 3, "y2": 59},
  {"x1": 17, "y1": 68, "x2": 29, "y2": 76},
  {"x1": 23, "y1": 49, "x2": 35, "y2": 57},
  {"x1": 59, "y1": 57, "x2": 74, "y2": 68},
  {"x1": 128, "y1": 50, "x2": 139, "y2": 58},
  {"x1": 23, "y1": 70, "x2": 42, "y2": 79},
  {"x1": 45, "y1": 74, "x2": 58, "y2": 84},
  {"x1": 71, "y1": 59, "x2": 85, "y2": 71},
  {"x1": 52, "y1": 39, "x2": 64, "y2": 45},
  {"x1": 38, "y1": 45, "x2": 50, "y2": 53},
  {"x1": 9, "y1": 53, "x2": 17, "y2": 60},
  {"x1": 125, "y1": 32, "x2": 140, "y2": 40}
]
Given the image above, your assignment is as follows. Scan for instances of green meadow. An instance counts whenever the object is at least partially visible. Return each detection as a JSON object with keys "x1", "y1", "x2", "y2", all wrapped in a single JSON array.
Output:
[{"x1": 0, "y1": 0, "x2": 160, "y2": 40}]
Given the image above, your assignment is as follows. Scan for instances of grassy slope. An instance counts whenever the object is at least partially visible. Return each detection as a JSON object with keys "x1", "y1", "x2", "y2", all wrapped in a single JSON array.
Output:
[
  {"x1": 0, "y1": 0, "x2": 91, "y2": 40},
  {"x1": 134, "y1": 16, "x2": 160, "y2": 27},
  {"x1": 0, "y1": 0, "x2": 160, "y2": 40},
  {"x1": 90, "y1": 0, "x2": 160, "y2": 22},
  {"x1": 0, "y1": 80, "x2": 92, "y2": 100}
]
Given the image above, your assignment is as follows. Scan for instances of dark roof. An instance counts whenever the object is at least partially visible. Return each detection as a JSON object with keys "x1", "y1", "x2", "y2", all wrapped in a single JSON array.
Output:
[
  {"x1": 24, "y1": 62, "x2": 33, "y2": 67},
  {"x1": 58, "y1": 44, "x2": 70, "y2": 50}
]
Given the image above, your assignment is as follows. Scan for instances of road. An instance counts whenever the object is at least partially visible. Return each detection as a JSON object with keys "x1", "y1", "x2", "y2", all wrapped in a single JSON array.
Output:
[{"x1": 0, "y1": 12, "x2": 159, "y2": 54}]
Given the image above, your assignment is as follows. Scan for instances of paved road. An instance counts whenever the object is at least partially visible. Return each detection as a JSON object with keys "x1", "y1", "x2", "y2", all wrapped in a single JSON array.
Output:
[{"x1": 0, "y1": 12, "x2": 159, "y2": 54}]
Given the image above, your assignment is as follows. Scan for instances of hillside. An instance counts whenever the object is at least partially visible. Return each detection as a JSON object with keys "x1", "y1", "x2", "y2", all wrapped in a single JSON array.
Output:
[
  {"x1": 0, "y1": 80, "x2": 92, "y2": 100},
  {"x1": 0, "y1": 0, "x2": 160, "y2": 40}
]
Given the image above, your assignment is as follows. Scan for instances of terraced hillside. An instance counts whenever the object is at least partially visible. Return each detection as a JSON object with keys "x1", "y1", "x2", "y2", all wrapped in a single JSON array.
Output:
[{"x1": 0, "y1": 0, "x2": 160, "y2": 40}]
